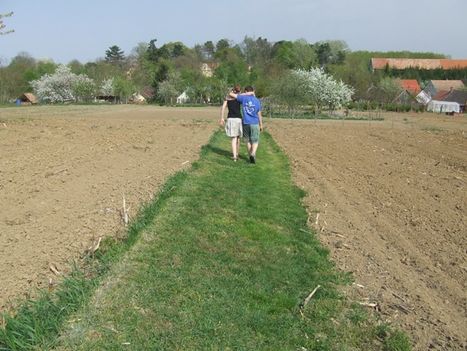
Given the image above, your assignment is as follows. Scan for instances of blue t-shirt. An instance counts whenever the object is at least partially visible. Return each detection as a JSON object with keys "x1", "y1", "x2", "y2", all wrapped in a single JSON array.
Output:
[{"x1": 236, "y1": 95, "x2": 261, "y2": 125}]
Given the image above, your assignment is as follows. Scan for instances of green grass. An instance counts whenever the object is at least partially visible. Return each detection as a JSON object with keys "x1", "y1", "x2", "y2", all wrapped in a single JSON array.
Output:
[{"x1": 0, "y1": 131, "x2": 410, "y2": 351}]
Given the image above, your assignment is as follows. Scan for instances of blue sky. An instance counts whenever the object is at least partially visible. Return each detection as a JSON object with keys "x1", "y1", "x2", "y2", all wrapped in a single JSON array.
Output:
[{"x1": 1, "y1": 0, "x2": 466, "y2": 64}]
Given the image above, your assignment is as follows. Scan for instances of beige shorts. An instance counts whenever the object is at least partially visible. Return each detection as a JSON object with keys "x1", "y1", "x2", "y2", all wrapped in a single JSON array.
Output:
[{"x1": 225, "y1": 118, "x2": 243, "y2": 137}]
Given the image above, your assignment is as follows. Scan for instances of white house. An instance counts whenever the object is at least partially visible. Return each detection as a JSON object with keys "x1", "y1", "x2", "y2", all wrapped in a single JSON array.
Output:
[
  {"x1": 427, "y1": 100, "x2": 460, "y2": 114},
  {"x1": 176, "y1": 91, "x2": 190, "y2": 104}
]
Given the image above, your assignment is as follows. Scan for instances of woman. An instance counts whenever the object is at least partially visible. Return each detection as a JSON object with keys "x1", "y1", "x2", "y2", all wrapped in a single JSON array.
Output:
[{"x1": 220, "y1": 84, "x2": 242, "y2": 161}]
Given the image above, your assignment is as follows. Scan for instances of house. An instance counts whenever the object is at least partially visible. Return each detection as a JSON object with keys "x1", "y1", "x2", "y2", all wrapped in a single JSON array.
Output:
[
  {"x1": 176, "y1": 91, "x2": 189, "y2": 104},
  {"x1": 371, "y1": 58, "x2": 467, "y2": 71},
  {"x1": 140, "y1": 86, "x2": 155, "y2": 101},
  {"x1": 416, "y1": 90, "x2": 431, "y2": 105},
  {"x1": 17, "y1": 93, "x2": 38, "y2": 105},
  {"x1": 424, "y1": 80, "x2": 465, "y2": 97},
  {"x1": 397, "y1": 79, "x2": 421, "y2": 95},
  {"x1": 427, "y1": 100, "x2": 460, "y2": 114},
  {"x1": 439, "y1": 89, "x2": 467, "y2": 113},
  {"x1": 391, "y1": 79, "x2": 421, "y2": 104},
  {"x1": 129, "y1": 93, "x2": 146, "y2": 104},
  {"x1": 200, "y1": 62, "x2": 218, "y2": 78}
]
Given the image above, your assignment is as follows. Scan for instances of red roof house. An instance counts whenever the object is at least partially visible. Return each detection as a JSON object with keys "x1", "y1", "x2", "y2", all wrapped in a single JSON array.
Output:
[{"x1": 397, "y1": 79, "x2": 421, "y2": 95}]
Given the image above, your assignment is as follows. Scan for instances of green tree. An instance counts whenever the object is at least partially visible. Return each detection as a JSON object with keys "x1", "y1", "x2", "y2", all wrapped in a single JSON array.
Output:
[
  {"x1": 68, "y1": 59, "x2": 85, "y2": 74},
  {"x1": 241, "y1": 36, "x2": 273, "y2": 66},
  {"x1": 203, "y1": 41, "x2": 215, "y2": 60},
  {"x1": 270, "y1": 70, "x2": 307, "y2": 115},
  {"x1": 216, "y1": 39, "x2": 230, "y2": 53},
  {"x1": 113, "y1": 77, "x2": 135, "y2": 103},
  {"x1": 272, "y1": 40, "x2": 316, "y2": 69},
  {"x1": 105, "y1": 45, "x2": 125, "y2": 64}
]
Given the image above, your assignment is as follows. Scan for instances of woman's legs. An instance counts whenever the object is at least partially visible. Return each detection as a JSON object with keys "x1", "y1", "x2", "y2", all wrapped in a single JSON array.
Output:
[{"x1": 231, "y1": 137, "x2": 239, "y2": 160}]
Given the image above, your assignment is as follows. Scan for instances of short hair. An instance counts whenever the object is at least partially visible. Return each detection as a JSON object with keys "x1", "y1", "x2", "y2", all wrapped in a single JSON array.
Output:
[{"x1": 244, "y1": 86, "x2": 254, "y2": 92}]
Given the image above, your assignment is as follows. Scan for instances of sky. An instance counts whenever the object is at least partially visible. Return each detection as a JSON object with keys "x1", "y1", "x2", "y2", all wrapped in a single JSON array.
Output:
[{"x1": 1, "y1": 0, "x2": 467, "y2": 64}]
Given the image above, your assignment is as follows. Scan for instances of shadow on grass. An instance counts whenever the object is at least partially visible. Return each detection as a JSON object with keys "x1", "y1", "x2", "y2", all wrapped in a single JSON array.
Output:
[{"x1": 204, "y1": 144, "x2": 233, "y2": 159}]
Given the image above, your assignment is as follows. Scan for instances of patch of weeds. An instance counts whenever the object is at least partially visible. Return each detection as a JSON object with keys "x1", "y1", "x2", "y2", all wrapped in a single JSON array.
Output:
[{"x1": 422, "y1": 126, "x2": 444, "y2": 133}]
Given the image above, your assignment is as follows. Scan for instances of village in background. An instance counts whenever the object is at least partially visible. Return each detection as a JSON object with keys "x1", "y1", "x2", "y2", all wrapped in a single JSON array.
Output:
[{"x1": 1, "y1": 38, "x2": 467, "y2": 116}]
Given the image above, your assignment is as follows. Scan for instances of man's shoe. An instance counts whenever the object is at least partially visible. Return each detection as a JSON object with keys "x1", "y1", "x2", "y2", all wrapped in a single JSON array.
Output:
[{"x1": 249, "y1": 155, "x2": 256, "y2": 164}]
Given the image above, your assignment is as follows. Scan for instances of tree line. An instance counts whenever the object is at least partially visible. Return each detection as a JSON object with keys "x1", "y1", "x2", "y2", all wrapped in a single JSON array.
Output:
[{"x1": 0, "y1": 36, "x2": 459, "y2": 107}]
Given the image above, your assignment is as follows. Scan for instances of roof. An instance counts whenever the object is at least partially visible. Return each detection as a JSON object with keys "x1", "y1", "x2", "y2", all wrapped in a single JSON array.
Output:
[
  {"x1": 440, "y1": 59, "x2": 467, "y2": 69},
  {"x1": 432, "y1": 90, "x2": 450, "y2": 101},
  {"x1": 20, "y1": 93, "x2": 38, "y2": 104},
  {"x1": 397, "y1": 79, "x2": 421, "y2": 94},
  {"x1": 371, "y1": 58, "x2": 467, "y2": 70},
  {"x1": 440, "y1": 89, "x2": 467, "y2": 105},
  {"x1": 429, "y1": 80, "x2": 465, "y2": 91}
]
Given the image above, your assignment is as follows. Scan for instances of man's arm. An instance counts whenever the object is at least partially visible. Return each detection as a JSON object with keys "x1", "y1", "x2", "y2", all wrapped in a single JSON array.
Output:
[{"x1": 229, "y1": 91, "x2": 255, "y2": 99}]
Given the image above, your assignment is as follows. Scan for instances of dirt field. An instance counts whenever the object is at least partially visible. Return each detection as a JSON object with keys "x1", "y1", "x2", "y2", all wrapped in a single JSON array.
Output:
[
  {"x1": 268, "y1": 113, "x2": 467, "y2": 350},
  {"x1": 0, "y1": 105, "x2": 218, "y2": 310}
]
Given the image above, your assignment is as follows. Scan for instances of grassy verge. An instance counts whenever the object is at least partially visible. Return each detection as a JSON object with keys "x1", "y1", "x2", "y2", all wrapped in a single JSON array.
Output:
[{"x1": 1, "y1": 131, "x2": 409, "y2": 351}]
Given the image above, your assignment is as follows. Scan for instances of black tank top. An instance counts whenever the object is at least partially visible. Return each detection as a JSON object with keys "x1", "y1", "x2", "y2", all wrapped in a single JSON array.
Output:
[{"x1": 227, "y1": 99, "x2": 242, "y2": 118}]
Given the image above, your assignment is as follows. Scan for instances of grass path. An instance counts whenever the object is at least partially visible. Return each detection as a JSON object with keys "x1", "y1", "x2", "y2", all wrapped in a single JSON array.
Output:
[{"x1": 1, "y1": 131, "x2": 409, "y2": 350}]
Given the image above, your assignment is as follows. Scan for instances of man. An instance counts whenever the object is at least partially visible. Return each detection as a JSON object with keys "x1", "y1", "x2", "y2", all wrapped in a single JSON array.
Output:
[{"x1": 229, "y1": 86, "x2": 263, "y2": 164}]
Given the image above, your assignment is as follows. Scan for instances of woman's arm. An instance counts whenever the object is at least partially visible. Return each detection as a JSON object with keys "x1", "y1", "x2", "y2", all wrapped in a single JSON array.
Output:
[{"x1": 220, "y1": 100, "x2": 228, "y2": 125}]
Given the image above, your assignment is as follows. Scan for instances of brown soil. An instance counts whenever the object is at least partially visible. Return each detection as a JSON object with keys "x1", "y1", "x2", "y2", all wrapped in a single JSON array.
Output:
[
  {"x1": 268, "y1": 112, "x2": 467, "y2": 350},
  {"x1": 0, "y1": 105, "x2": 218, "y2": 310}
]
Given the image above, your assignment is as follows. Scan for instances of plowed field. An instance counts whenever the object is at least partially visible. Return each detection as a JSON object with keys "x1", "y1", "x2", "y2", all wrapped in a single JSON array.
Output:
[
  {"x1": 268, "y1": 113, "x2": 466, "y2": 350},
  {"x1": 0, "y1": 105, "x2": 217, "y2": 309}
]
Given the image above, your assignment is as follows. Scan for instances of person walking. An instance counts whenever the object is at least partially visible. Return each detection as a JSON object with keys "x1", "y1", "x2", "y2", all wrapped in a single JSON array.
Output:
[
  {"x1": 230, "y1": 86, "x2": 263, "y2": 164},
  {"x1": 220, "y1": 85, "x2": 242, "y2": 161}
]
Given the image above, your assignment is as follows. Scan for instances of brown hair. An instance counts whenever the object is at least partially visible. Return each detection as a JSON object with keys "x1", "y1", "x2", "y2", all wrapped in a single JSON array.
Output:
[{"x1": 233, "y1": 84, "x2": 241, "y2": 93}]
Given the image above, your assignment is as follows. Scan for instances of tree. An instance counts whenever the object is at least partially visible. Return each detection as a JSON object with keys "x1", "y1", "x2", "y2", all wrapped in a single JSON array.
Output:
[
  {"x1": 279, "y1": 68, "x2": 354, "y2": 112},
  {"x1": 302, "y1": 68, "x2": 354, "y2": 111},
  {"x1": 157, "y1": 80, "x2": 178, "y2": 105},
  {"x1": 157, "y1": 71, "x2": 183, "y2": 105},
  {"x1": 272, "y1": 40, "x2": 316, "y2": 69},
  {"x1": 72, "y1": 75, "x2": 96, "y2": 102},
  {"x1": 113, "y1": 77, "x2": 134, "y2": 103},
  {"x1": 31, "y1": 65, "x2": 96, "y2": 103},
  {"x1": 203, "y1": 41, "x2": 215, "y2": 60},
  {"x1": 270, "y1": 71, "x2": 308, "y2": 115},
  {"x1": 100, "y1": 78, "x2": 114, "y2": 96},
  {"x1": 241, "y1": 36, "x2": 273, "y2": 67},
  {"x1": 216, "y1": 39, "x2": 230, "y2": 53},
  {"x1": 315, "y1": 40, "x2": 348, "y2": 67},
  {"x1": 0, "y1": 12, "x2": 13, "y2": 35},
  {"x1": 147, "y1": 39, "x2": 160, "y2": 62},
  {"x1": 371, "y1": 77, "x2": 401, "y2": 103},
  {"x1": 105, "y1": 45, "x2": 125, "y2": 64}
]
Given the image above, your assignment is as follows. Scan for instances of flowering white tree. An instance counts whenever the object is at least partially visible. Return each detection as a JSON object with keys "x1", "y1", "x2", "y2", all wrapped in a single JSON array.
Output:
[
  {"x1": 292, "y1": 68, "x2": 354, "y2": 111},
  {"x1": 100, "y1": 78, "x2": 114, "y2": 96},
  {"x1": 31, "y1": 65, "x2": 96, "y2": 103}
]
